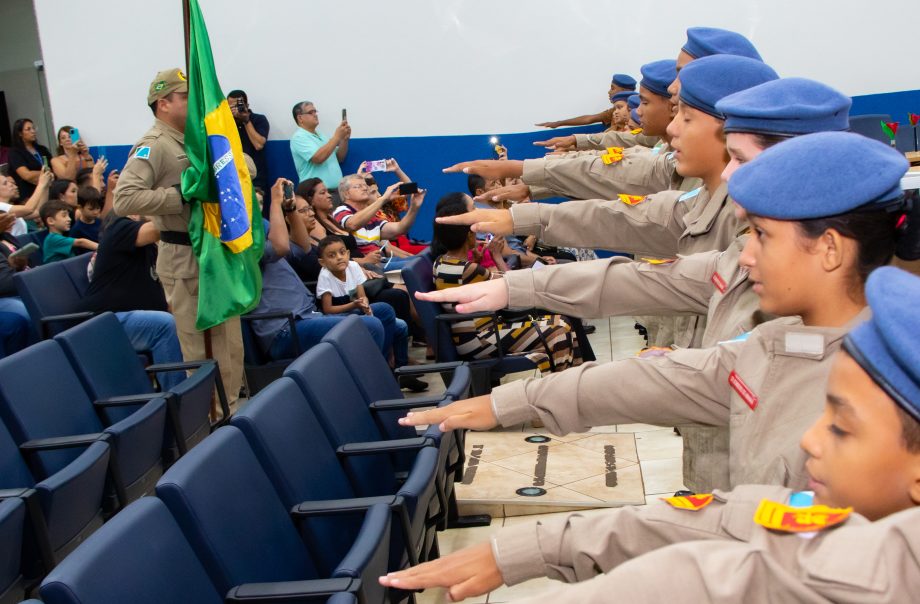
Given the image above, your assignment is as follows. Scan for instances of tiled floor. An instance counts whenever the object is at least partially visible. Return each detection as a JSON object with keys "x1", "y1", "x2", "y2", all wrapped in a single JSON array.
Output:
[{"x1": 410, "y1": 317, "x2": 686, "y2": 603}]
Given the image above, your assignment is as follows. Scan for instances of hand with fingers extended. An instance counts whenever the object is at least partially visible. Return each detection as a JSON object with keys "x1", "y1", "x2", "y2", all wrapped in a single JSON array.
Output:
[
  {"x1": 379, "y1": 542, "x2": 503, "y2": 602},
  {"x1": 473, "y1": 183, "x2": 531, "y2": 205},
  {"x1": 415, "y1": 278, "x2": 509, "y2": 314},
  {"x1": 533, "y1": 135, "x2": 577, "y2": 152},
  {"x1": 534, "y1": 120, "x2": 564, "y2": 129},
  {"x1": 398, "y1": 395, "x2": 498, "y2": 432},
  {"x1": 436, "y1": 207, "x2": 514, "y2": 236},
  {"x1": 443, "y1": 160, "x2": 524, "y2": 181}
]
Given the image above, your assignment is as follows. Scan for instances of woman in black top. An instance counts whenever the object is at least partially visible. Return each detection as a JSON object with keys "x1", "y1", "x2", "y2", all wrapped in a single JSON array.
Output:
[{"x1": 8, "y1": 119, "x2": 53, "y2": 201}]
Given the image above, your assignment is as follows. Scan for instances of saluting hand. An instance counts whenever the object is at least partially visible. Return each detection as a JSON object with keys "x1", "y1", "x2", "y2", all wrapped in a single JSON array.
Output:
[
  {"x1": 533, "y1": 135, "x2": 577, "y2": 151},
  {"x1": 397, "y1": 395, "x2": 498, "y2": 432},
  {"x1": 473, "y1": 183, "x2": 531, "y2": 205},
  {"x1": 379, "y1": 542, "x2": 503, "y2": 601},
  {"x1": 435, "y1": 207, "x2": 514, "y2": 236},
  {"x1": 415, "y1": 278, "x2": 509, "y2": 314},
  {"x1": 442, "y1": 160, "x2": 524, "y2": 181}
]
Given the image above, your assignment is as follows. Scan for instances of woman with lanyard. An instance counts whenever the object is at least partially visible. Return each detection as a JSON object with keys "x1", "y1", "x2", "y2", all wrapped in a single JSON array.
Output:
[
  {"x1": 7, "y1": 118, "x2": 54, "y2": 201},
  {"x1": 398, "y1": 132, "x2": 919, "y2": 498},
  {"x1": 415, "y1": 76, "x2": 855, "y2": 493}
]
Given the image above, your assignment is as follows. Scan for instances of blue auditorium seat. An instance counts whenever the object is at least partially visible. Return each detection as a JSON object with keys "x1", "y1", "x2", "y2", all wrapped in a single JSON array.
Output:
[
  {"x1": 54, "y1": 312, "x2": 227, "y2": 461},
  {"x1": 0, "y1": 414, "x2": 109, "y2": 575},
  {"x1": 240, "y1": 310, "x2": 302, "y2": 396},
  {"x1": 13, "y1": 254, "x2": 93, "y2": 339},
  {"x1": 0, "y1": 341, "x2": 166, "y2": 509},
  {"x1": 231, "y1": 377, "x2": 440, "y2": 573},
  {"x1": 0, "y1": 498, "x2": 26, "y2": 604},
  {"x1": 14, "y1": 230, "x2": 48, "y2": 268},
  {"x1": 38, "y1": 497, "x2": 224, "y2": 604},
  {"x1": 156, "y1": 427, "x2": 391, "y2": 604}
]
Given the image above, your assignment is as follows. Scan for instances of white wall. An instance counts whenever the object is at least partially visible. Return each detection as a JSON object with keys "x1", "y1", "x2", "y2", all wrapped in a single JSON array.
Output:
[{"x1": 32, "y1": 0, "x2": 920, "y2": 146}]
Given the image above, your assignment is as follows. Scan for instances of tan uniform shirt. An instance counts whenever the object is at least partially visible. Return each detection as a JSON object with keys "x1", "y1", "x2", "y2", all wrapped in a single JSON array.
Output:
[
  {"x1": 492, "y1": 484, "x2": 920, "y2": 603},
  {"x1": 491, "y1": 308, "x2": 871, "y2": 491},
  {"x1": 502, "y1": 236, "x2": 767, "y2": 490},
  {"x1": 113, "y1": 119, "x2": 196, "y2": 279},
  {"x1": 521, "y1": 147, "x2": 678, "y2": 201},
  {"x1": 574, "y1": 130, "x2": 660, "y2": 151}
]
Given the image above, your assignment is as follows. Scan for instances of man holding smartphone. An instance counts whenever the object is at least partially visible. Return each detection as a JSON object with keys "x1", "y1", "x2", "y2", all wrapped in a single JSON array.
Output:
[
  {"x1": 227, "y1": 90, "x2": 270, "y2": 193},
  {"x1": 290, "y1": 101, "x2": 351, "y2": 204}
]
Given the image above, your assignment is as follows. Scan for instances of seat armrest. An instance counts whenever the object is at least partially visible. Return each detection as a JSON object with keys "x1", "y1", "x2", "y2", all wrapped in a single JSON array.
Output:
[
  {"x1": 94, "y1": 393, "x2": 162, "y2": 408},
  {"x1": 39, "y1": 312, "x2": 95, "y2": 338},
  {"x1": 435, "y1": 311, "x2": 496, "y2": 322},
  {"x1": 369, "y1": 396, "x2": 447, "y2": 411},
  {"x1": 241, "y1": 311, "x2": 302, "y2": 356},
  {"x1": 226, "y1": 578, "x2": 361, "y2": 602},
  {"x1": 291, "y1": 495, "x2": 400, "y2": 518},
  {"x1": 336, "y1": 436, "x2": 434, "y2": 457},
  {"x1": 20, "y1": 432, "x2": 107, "y2": 452},
  {"x1": 393, "y1": 360, "x2": 466, "y2": 376},
  {"x1": 145, "y1": 360, "x2": 214, "y2": 373},
  {"x1": 0, "y1": 487, "x2": 34, "y2": 500}
]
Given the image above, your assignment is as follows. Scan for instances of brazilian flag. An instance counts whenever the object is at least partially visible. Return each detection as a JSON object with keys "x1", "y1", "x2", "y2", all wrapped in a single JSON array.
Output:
[{"x1": 181, "y1": 0, "x2": 264, "y2": 330}]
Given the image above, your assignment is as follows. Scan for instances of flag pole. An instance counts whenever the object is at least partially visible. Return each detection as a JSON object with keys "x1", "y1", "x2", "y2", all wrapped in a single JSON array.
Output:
[{"x1": 182, "y1": 0, "x2": 191, "y2": 76}]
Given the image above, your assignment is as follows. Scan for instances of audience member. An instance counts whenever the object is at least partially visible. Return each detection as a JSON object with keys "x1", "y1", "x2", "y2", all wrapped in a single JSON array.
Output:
[
  {"x1": 228, "y1": 90, "x2": 270, "y2": 193},
  {"x1": 8, "y1": 118, "x2": 53, "y2": 201},
  {"x1": 40, "y1": 200, "x2": 97, "y2": 263},
  {"x1": 332, "y1": 173, "x2": 425, "y2": 272},
  {"x1": 431, "y1": 193, "x2": 580, "y2": 375},
  {"x1": 0, "y1": 212, "x2": 34, "y2": 353},
  {"x1": 69, "y1": 186, "x2": 104, "y2": 242},
  {"x1": 251, "y1": 178, "x2": 401, "y2": 369},
  {"x1": 290, "y1": 101, "x2": 350, "y2": 203},
  {"x1": 50, "y1": 125, "x2": 94, "y2": 180},
  {"x1": 360, "y1": 158, "x2": 429, "y2": 255},
  {"x1": 315, "y1": 235, "x2": 421, "y2": 388},
  {"x1": 77, "y1": 213, "x2": 184, "y2": 388},
  {"x1": 50, "y1": 178, "x2": 79, "y2": 209},
  {"x1": 0, "y1": 169, "x2": 52, "y2": 235}
]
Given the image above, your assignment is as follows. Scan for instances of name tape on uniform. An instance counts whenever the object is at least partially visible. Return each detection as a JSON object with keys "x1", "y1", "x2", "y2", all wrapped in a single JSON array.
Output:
[
  {"x1": 784, "y1": 333, "x2": 826, "y2": 356},
  {"x1": 729, "y1": 370, "x2": 758, "y2": 411},
  {"x1": 753, "y1": 499, "x2": 851, "y2": 533},
  {"x1": 711, "y1": 271, "x2": 727, "y2": 293}
]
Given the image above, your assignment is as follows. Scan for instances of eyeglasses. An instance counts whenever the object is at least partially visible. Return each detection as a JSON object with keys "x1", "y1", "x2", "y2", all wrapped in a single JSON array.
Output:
[
  {"x1": 350, "y1": 183, "x2": 369, "y2": 190},
  {"x1": 295, "y1": 207, "x2": 312, "y2": 214},
  {"x1": 302, "y1": 110, "x2": 318, "y2": 115}
]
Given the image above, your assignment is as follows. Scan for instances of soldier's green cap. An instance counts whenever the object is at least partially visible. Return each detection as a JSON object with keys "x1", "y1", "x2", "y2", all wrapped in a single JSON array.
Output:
[{"x1": 147, "y1": 68, "x2": 188, "y2": 105}]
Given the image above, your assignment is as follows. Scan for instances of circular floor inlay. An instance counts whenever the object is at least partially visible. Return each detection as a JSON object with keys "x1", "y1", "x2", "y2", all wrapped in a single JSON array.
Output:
[
  {"x1": 524, "y1": 435, "x2": 551, "y2": 444},
  {"x1": 516, "y1": 487, "x2": 547, "y2": 497}
]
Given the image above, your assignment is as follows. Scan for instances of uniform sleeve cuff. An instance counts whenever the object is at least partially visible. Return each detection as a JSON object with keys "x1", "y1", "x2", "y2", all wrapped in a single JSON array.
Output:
[
  {"x1": 491, "y1": 380, "x2": 536, "y2": 426},
  {"x1": 529, "y1": 185, "x2": 554, "y2": 200},
  {"x1": 492, "y1": 524, "x2": 547, "y2": 586},
  {"x1": 503, "y1": 270, "x2": 537, "y2": 310},
  {"x1": 510, "y1": 203, "x2": 544, "y2": 238},
  {"x1": 521, "y1": 158, "x2": 547, "y2": 189},
  {"x1": 164, "y1": 187, "x2": 185, "y2": 213},
  {"x1": 573, "y1": 134, "x2": 591, "y2": 150}
]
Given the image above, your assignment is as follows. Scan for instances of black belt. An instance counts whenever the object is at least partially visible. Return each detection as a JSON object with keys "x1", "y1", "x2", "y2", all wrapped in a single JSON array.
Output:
[{"x1": 160, "y1": 231, "x2": 192, "y2": 246}]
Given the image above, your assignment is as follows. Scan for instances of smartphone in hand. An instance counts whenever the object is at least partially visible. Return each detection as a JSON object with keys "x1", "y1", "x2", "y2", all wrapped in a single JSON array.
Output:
[
  {"x1": 365, "y1": 159, "x2": 387, "y2": 172},
  {"x1": 70, "y1": 127, "x2": 81, "y2": 144},
  {"x1": 398, "y1": 182, "x2": 419, "y2": 195},
  {"x1": 282, "y1": 181, "x2": 294, "y2": 201},
  {"x1": 342, "y1": 108, "x2": 347, "y2": 122}
]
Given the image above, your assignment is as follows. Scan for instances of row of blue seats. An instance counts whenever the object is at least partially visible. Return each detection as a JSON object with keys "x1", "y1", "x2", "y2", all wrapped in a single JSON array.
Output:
[
  {"x1": 1, "y1": 313, "x2": 474, "y2": 603},
  {"x1": 0, "y1": 312, "x2": 228, "y2": 603}
]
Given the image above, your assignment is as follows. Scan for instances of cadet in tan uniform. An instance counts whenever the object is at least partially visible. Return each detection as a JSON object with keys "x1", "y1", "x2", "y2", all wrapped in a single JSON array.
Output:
[
  {"x1": 383, "y1": 265, "x2": 920, "y2": 603},
  {"x1": 114, "y1": 69, "x2": 243, "y2": 412},
  {"x1": 533, "y1": 72, "x2": 636, "y2": 132},
  {"x1": 402, "y1": 132, "x2": 915, "y2": 494},
  {"x1": 447, "y1": 55, "x2": 778, "y2": 353}
]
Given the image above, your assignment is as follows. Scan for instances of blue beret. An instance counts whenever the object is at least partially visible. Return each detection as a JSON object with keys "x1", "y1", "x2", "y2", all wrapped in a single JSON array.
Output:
[
  {"x1": 630, "y1": 109, "x2": 641, "y2": 125},
  {"x1": 639, "y1": 59, "x2": 677, "y2": 99},
  {"x1": 610, "y1": 91, "x2": 633, "y2": 104},
  {"x1": 845, "y1": 267, "x2": 920, "y2": 423},
  {"x1": 728, "y1": 132, "x2": 908, "y2": 220},
  {"x1": 678, "y1": 55, "x2": 778, "y2": 118},
  {"x1": 718, "y1": 78, "x2": 851, "y2": 135},
  {"x1": 682, "y1": 26, "x2": 763, "y2": 61},
  {"x1": 611, "y1": 73, "x2": 637, "y2": 89},
  {"x1": 627, "y1": 94, "x2": 640, "y2": 110}
]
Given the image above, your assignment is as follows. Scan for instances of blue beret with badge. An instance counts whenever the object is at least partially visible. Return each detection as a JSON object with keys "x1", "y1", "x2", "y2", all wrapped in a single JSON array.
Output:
[
  {"x1": 678, "y1": 55, "x2": 778, "y2": 118},
  {"x1": 682, "y1": 26, "x2": 763, "y2": 61},
  {"x1": 728, "y1": 131, "x2": 908, "y2": 220},
  {"x1": 639, "y1": 59, "x2": 677, "y2": 99},
  {"x1": 844, "y1": 266, "x2": 920, "y2": 422},
  {"x1": 718, "y1": 77, "x2": 851, "y2": 135},
  {"x1": 627, "y1": 94, "x2": 640, "y2": 110},
  {"x1": 611, "y1": 73, "x2": 637, "y2": 89},
  {"x1": 610, "y1": 91, "x2": 633, "y2": 104}
]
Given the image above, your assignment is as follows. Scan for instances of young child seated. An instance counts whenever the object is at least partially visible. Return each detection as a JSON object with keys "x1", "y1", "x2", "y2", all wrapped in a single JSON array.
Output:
[
  {"x1": 316, "y1": 235, "x2": 422, "y2": 389},
  {"x1": 40, "y1": 199, "x2": 97, "y2": 263},
  {"x1": 380, "y1": 266, "x2": 920, "y2": 601},
  {"x1": 431, "y1": 193, "x2": 580, "y2": 376},
  {"x1": 69, "y1": 186, "x2": 104, "y2": 242}
]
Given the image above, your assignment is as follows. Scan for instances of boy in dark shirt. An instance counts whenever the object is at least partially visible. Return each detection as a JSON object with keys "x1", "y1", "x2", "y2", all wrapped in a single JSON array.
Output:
[
  {"x1": 69, "y1": 186, "x2": 104, "y2": 243},
  {"x1": 40, "y1": 200, "x2": 97, "y2": 263}
]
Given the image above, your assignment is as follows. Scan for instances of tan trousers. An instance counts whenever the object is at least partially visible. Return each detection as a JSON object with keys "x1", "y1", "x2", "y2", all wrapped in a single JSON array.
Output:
[{"x1": 160, "y1": 275, "x2": 244, "y2": 410}]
